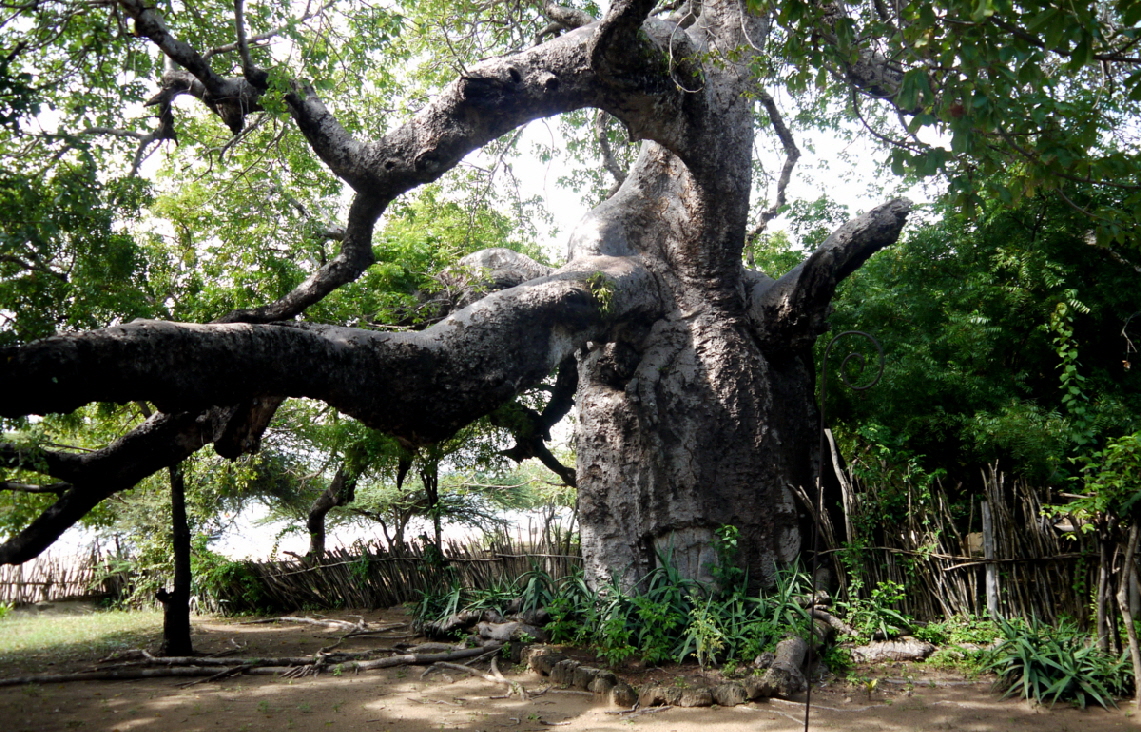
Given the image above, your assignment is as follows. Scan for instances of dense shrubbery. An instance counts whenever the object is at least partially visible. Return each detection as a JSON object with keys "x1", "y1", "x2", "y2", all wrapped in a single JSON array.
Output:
[
  {"x1": 412, "y1": 527, "x2": 817, "y2": 667},
  {"x1": 987, "y1": 617, "x2": 1132, "y2": 709}
]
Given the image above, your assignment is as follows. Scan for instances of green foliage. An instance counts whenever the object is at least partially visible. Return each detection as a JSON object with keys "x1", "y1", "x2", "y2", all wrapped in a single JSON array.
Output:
[
  {"x1": 422, "y1": 550, "x2": 815, "y2": 668},
  {"x1": 830, "y1": 192, "x2": 1141, "y2": 484},
  {"x1": 913, "y1": 614, "x2": 1000, "y2": 647},
  {"x1": 835, "y1": 578, "x2": 913, "y2": 644},
  {"x1": 1068, "y1": 431, "x2": 1141, "y2": 523},
  {"x1": 754, "y1": 0, "x2": 1141, "y2": 245},
  {"x1": 986, "y1": 616, "x2": 1130, "y2": 709},
  {"x1": 709, "y1": 524, "x2": 745, "y2": 592},
  {"x1": 190, "y1": 538, "x2": 272, "y2": 615},
  {"x1": 584, "y1": 271, "x2": 616, "y2": 317}
]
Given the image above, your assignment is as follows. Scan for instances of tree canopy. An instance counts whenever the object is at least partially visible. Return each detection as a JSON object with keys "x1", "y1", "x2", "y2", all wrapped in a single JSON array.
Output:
[{"x1": 0, "y1": 0, "x2": 1138, "y2": 587}]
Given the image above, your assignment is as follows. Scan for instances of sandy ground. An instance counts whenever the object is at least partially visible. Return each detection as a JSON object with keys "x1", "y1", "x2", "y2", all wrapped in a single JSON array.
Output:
[{"x1": 1, "y1": 609, "x2": 1137, "y2": 732}]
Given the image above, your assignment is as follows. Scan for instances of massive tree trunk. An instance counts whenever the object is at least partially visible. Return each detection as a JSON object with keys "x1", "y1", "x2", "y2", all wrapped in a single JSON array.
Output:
[{"x1": 0, "y1": 0, "x2": 909, "y2": 586}]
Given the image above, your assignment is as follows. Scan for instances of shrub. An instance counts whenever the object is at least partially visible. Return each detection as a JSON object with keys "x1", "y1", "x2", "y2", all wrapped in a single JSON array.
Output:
[{"x1": 986, "y1": 616, "x2": 1130, "y2": 709}]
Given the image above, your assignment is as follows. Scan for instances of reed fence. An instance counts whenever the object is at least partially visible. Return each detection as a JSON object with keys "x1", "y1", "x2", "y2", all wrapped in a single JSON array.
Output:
[
  {"x1": 221, "y1": 525, "x2": 582, "y2": 612},
  {"x1": 834, "y1": 464, "x2": 1098, "y2": 626},
  {"x1": 1, "y1": 475, "x2": 1103, "y2": 625},
  {"x1": 0, "y1": 549, "x2": 115, "y2": 605}
]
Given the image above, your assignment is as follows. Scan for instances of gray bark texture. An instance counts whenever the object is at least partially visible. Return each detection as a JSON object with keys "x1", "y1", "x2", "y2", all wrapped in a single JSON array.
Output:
[{"x1": 0, "y1": 0, "x2": 910, "y2": 584}]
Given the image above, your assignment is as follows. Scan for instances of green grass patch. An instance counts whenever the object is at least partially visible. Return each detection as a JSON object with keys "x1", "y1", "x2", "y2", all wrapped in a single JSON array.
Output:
[{"x1": 0, "y1": 610, "x2": 164, "y2": 672}]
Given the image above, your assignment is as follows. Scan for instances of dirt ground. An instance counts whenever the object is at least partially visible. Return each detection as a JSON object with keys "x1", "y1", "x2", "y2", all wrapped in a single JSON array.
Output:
[{"x1": 1, "y1": 608, "x2": 1136, "y2": 732}]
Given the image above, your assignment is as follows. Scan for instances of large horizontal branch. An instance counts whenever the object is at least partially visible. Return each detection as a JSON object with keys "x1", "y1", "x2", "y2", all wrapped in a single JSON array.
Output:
[
  {"x1": 749, "y1": 198, "x2": 911, "y2": 352},
  {"x1": 0, "y1": 257, "x2": 660, "y2": 444},
  {"x1": 0, "y1": 410, "x2": 231, "y2": 564},
  {"x1": 224, "y1": 14, "x2": 689, "y2": 325}
]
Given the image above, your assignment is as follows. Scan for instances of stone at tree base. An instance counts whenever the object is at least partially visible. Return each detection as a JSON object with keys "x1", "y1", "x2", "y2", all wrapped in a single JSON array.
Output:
[
  {"x1": 550, "y1": 658, "x2": 581, "y2": 686},
  {"x1": 571, "y1": 665, "x2": 600, "y2": 689},
  {"x1": 676, "y1": 687, "x2": 714, "y2": 707},
  {"x1": 752, "y1": 651, "x2": 775, "y2": 669},
  {"x1": 530, "y1": 652, "x2": 567, "y2": 675},
  {"x1": 638, "y1": 683, "x2": 682, "y2": 707},
  {"x1": 609, "y1": 681, "x2": 637, "y2": 708},
  {"x1": 638, "y1": 683, "x2": 714, "y2": 707},
  {"x1": 850, "y1": 637, "x2": 936, "y2": 663},
  {"x1": 712, "y1": 682, "x2": 748, "y2": 706},
  {"x1": 520, "y1": 644, "x2": 552, "y2": 670},
  {"x1": 588, "y1": 671, "x2": 618, "y2": 695}
]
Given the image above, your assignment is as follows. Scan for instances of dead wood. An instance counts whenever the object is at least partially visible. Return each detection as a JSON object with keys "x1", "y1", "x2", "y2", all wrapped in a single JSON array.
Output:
[
  {"x1": 0, "y1": 643, "x2": 504, "y2": 687},
  {"x1": 432, "y1": 657, "x2": 527, "y2": 698}
]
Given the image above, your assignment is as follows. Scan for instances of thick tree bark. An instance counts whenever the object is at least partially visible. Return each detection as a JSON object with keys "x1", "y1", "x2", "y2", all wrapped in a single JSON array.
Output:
[
  {"x1": 158, "y1": 463, "x2": 194, "y2": 657},
  {"x1": 0, "y1": 0, "x2": 910, "y2": 585}
]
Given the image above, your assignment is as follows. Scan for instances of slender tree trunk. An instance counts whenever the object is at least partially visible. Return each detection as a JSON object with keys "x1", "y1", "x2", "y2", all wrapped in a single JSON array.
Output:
[
  {"x1": 1116, "y1": 522, "x2": 1141, "y2": 711},
  {"x1": 1097, "y1": 527, "x2": 1110, "y2": 651},
  {"x1": 420, "y1": 463, "x2": 442, "y2": 552},
  {"x1": 158, "y1": 462, "x2": 193, "y2": 657},
  {"x1": 306, "y1": 467, "x2": 357, "y2": 557}
]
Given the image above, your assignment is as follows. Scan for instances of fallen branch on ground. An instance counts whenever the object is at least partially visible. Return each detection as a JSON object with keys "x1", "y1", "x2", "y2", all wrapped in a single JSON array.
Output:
[
  {"x1": 432, "y1": 657, "x2": 528, "y2": 699},
  {"x1": 605, "y1": 705, "x2": 673, "y2": 716},
  {"x1": 0, "y1": 643, "x2": 503, "y2": 686}
]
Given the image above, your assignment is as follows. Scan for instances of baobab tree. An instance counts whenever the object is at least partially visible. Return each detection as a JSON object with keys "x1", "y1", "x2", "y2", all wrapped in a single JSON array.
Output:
[{"x1": 16, "y1": 0, "x2": 1131, "y2": 589}]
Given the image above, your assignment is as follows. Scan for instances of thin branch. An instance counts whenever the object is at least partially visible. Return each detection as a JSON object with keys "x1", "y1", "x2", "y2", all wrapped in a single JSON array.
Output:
[
  {"x1": 232, "y1": 0, "x2": 257, "y2": 80},
  {"x1": 595, "y1": 111, "x2": 627, "y2": 198},
  {"x1": 993, "y1": 123, "x2": 1141, "y2": 191},
  {"x1": 202, "y1": 1, "x2": 337, "y2": 61},
  {"x1": 0, "y1": 482, "x2": 70, "y2": 494},
  {"x1": 749, "y1": 89, "x2": 800, "y2": 248}
]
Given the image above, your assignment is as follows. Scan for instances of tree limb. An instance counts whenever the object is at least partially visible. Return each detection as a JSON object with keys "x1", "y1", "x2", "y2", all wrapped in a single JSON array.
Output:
[
  {"x1": 0, "y1": 409, "x2": 233, "y2": 564},
  {"x1": 0, "y1": 257, "x2": 659, "y2": 443},
  {"x1": 118, "y1": 0, "x2": 264, "y2": 134},
  {"x1": 749, "y1": 199, "x2": 912, "y2": 352},
  {"x1": 0, "y1": 481, "x2": 69, "y2": 494},
  {"x1": 747, "y1": 89, "x2": 800, "y2": 264},
  {"x1": 596, "y1": 111, "x2": 627, "y2": 198}
]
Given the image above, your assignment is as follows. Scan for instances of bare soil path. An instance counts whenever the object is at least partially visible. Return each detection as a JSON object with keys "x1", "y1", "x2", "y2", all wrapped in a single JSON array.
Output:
[{"x1": 1, "y1": 609, "x2": 1135, "y2": 732}]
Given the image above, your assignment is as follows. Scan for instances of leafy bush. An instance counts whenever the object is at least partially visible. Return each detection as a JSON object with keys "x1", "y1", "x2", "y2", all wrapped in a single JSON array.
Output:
[
  {"x1": 415, "y1": 548, "x2": 815, "y2": 668},
  {"x1": 913, "y1": 614, "x2": 999, "y2": 647},
  {"x1": 835, "y1": 578, "x2": 913, "y2": 643},
  {"x1": 986, "y1": 617, "x2": 1130, "y2": 709},
  {"x1": 190, "y1": 538, "x2": 272, "y2": 615}
]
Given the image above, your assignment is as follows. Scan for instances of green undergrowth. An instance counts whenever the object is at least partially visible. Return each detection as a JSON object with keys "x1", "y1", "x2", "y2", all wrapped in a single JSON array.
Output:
[
  {"x1": 411, "y1": 527, "x2": 1135, "y2": 709},
  {"x1": 986, "y1": 616, "x2": 1132, "y2": 709},
  {"x1": 414, "y1": 526, "x2": 816, "y2": 668}
]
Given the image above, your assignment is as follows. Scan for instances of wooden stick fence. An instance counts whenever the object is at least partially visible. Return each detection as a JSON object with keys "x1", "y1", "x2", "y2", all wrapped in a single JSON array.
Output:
[
  {"x1": 227, "y1": 527, "x2": 583, "y2": 613},
  {"x1": 838, "y1": 464, "x2": 1098, "y2": 626},
  {"x1": 0, "y1": 549, "x2": 114, "y2": 605}
]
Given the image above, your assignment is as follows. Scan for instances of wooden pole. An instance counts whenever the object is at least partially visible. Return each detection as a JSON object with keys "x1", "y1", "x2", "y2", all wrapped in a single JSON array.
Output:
[{"x1": 982, "y1": 501, "x2": 999, "y2": 617}]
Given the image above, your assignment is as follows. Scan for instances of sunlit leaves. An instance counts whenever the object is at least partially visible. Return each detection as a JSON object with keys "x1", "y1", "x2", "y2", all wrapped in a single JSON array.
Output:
[
  {"x1": 759, "y1": 0, "x2": 1141, "y2": 247},
  {"x1": 829, "y1": 190, "x2": 1141, "y2": 482}
]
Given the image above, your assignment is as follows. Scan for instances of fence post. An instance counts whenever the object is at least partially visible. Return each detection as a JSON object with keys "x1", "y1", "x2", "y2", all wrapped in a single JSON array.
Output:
[{"x1": 982, "y1": 501, "x2": 1000, "y2": 617}]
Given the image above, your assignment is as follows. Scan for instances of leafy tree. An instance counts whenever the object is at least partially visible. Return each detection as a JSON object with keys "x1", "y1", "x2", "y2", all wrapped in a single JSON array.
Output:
[
  {"x1": 827, "y1": 190, "x2": 1141, "y2": 484},
  {"x1": 0, "y1": 0, "x2": 1136, "y2": 595}
]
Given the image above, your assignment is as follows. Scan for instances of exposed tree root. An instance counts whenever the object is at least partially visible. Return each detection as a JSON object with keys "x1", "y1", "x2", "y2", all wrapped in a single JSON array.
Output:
[{"x1": 0, "y1": 643, "x2": 502, "y2": 687}]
